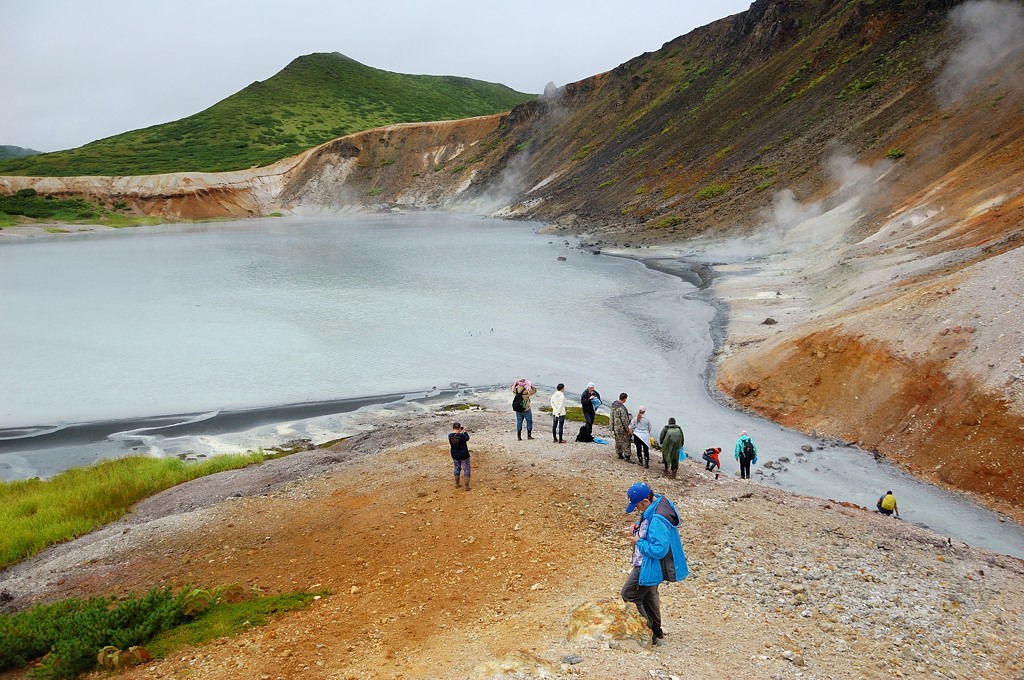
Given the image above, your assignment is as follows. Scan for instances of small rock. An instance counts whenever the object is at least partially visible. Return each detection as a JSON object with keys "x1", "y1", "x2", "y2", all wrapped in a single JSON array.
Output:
[
  {"x1": 562, "y1": 655, "x2": 584, "y2": 665},
  {"x1": 763, "y1": 317, "x2": 778, "y2": 325}
]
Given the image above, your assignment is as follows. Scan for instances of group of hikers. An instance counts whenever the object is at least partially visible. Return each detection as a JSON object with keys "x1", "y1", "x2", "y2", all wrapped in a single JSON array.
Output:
[
  {"x1": 445, "y1": 379, "x2": 901, "y2": 649},
  {"x1": 510, "y1": 378, "x2": 760, "y2": 480}
]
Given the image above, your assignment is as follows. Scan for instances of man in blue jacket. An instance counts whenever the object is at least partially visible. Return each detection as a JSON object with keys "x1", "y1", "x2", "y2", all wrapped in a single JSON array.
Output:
[{"x1": 621, "y1": 482, "x2": 689, "y2": 646}]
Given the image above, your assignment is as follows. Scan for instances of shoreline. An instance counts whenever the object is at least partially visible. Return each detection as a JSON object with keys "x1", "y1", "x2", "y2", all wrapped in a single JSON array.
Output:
[{"x1": 3, "y1": 408, "x2": 1023, "y2": 679}]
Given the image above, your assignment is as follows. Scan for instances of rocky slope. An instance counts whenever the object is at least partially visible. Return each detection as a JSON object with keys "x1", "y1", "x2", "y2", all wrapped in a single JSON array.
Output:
[
  {"x1": 2, "y1": 409, "x2": 1023, "y2": 679},
  {"x1": 2, "y1": 0, "x2": 1023, "y2": 517}
]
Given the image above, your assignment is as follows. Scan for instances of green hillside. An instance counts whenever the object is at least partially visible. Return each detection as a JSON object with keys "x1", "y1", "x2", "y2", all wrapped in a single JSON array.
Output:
[
  {"x1": 0, "y1": 53, "x2": 535, "y2": 177},
  {"x1": 0, "y1": 145, "x2": 42, "y2": 159}
]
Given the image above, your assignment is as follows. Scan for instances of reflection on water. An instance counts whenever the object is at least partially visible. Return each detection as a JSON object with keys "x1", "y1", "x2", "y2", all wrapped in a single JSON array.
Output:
[{"x1": 1, "y1": 214, "x2": 1022, "y2": 557}]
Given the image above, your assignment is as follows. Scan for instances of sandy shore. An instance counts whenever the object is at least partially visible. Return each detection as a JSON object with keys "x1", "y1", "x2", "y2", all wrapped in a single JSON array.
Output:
[{"x1": 2, "y1": 404, "x2": 1023, "y2": 680}]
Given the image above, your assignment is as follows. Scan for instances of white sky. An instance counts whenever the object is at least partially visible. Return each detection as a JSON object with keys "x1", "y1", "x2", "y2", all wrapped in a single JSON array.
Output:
[{"x1": 1, "y1": 0, "x2": 751, "y2": 153}]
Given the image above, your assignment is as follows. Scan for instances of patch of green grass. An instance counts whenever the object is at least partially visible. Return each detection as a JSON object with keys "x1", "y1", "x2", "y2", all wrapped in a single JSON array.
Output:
[
  {"x1": 146, "y1": 589, "x2": 326, "y2": 658},
  {"x1": 440, "y1": 403, "x2": 481, "y2": 411},
  {"x1": 755, "y1": 181, "x2": 774, "y2": 192},
  {"x1": 598, "y1": 179, "x2": 616, "y2": 188},
  {"x1": 570, "y1": 144, "x2": 593, "y2": 161},
  {"x1": 751, "y1": 164, "x2": 776, "y2": 177},
  {"x1": 366, "y1": 187, "x2": 385, "y2": 196},
  {"x1": 650, "y1": 215, "x2": 683, "y2": 229},
  {"x1": 0, "y1": 53, "x2": 535, "y2": 177},
  {"x1": 0, "y1": 189, "x2": 167, "y2": 228},
  {"x1": 0, "y1": 453, "x2": 265, "y2": 569},
  {"x1": 695, "y1": 183, "x2": 730, "y2": 200},
  {"x1": 0, "y1": 585, "x2": 323, "y2": 679},
  {"x1": 884, "y1": 147, "x2": 906, "y2": 159}
]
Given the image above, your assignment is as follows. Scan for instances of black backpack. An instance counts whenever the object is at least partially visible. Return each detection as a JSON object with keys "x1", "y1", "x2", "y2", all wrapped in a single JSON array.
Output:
[
  {"x1": 740, "y1": 438, "x2": 755, "y2": 461},
  {"x1": 575, "y1": 424, "x2": 594, "y2": 442},
  {"x1": 512, "y1": 391, "x2": 526, "y2": 412}
]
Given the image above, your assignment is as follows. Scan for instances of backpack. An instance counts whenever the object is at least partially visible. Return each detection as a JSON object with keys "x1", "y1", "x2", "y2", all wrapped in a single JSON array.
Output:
[
  {"x1": 575, "y1": 424, "x2": 594, "y2": 442},
  {"x1": 740, "y1": 438, "x2": 755, "y2": 461},
  {"x1": 880, "y1": 494, "x2": 896, "y2": 511},
  {"x1": 512, "y1": 391, "x2": 526, "y2": 413}
]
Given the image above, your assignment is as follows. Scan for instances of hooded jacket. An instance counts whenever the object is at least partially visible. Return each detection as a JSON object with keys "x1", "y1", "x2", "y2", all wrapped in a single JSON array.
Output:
[{"x1": 635, "y1": 495, "x2": 689, "y2": 587}]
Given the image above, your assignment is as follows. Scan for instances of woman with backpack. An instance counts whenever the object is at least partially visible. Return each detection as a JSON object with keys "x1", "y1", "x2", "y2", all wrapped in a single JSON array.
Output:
[{"x1": 734, "y1": 430, "x2": 758, "y2": 479}]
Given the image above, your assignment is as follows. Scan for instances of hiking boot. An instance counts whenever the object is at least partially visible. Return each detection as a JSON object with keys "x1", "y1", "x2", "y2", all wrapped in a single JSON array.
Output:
[
  {"x1": 517, "y1": 432, "x2": 522, "y2": 441},
  {"x1": 464, "y1": 478, "x2": 471, "y2": 491},
  {"x1": 527, "y1": 433, "x2": 533, "y2": 440},
  {"x1": 618, "y1": 453, "x2": 624, "y2": 459},
  {"x1": 644, "y1": 460, "x2": 649, "y2": 468},
  {"x1": 455, "y1": 476, "x2": 461, "y2": 488},
  {"x1": 652, "y1": 629, "x2": 665, "y2": 646},
  {"x1": 559, "y1": 439, "x2": 566, "y2": 444}
]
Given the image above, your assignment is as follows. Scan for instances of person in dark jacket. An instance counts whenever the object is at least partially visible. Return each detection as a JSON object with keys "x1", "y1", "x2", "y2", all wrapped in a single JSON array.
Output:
[
  {"x1": 580, "y1": 382, "x2": 601, "y2": 437},
  {"x1": 448, "y1": 422, "x2": 471, "y2": 491},
  {"x1": 621, "y1": 482, "x2": 689, "y2": 647}
]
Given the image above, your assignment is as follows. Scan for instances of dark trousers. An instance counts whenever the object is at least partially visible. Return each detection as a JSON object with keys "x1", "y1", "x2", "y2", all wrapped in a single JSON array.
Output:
[
  {"x1": 739, "y1": 458, "x2": 751, "y2": 478},
  {"x1": 552, "y1": 415, "x2": 564, "y2": 441},
  {"x1": 633, "y1": 434, "x2": 650, "y2": 462},
  {"x1": 583, "y1": 408, "x2": 595, "y2": 434},
  {"x1": 621, "y1": 565, "x2": 662, "y2": 635}
]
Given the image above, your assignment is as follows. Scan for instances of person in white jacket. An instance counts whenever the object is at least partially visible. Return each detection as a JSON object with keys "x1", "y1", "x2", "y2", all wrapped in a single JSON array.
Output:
[
  {"x1": 629, "y1": 407, "x2": 654, "y2": 468},
  {"x1": 550, "y1": 383, "x2": 567, "y2": 443}
]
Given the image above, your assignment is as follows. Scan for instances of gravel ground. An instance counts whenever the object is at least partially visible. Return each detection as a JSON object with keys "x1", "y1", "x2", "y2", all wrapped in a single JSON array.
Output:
[{"x1": 2, "y1": 405, "x2": 1023, "y2": 680}]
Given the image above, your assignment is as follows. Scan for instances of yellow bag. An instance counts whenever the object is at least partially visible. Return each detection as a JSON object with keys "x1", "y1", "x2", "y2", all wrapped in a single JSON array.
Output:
[{"x1": 881, "y1": 494, "x2": 896, "y2": 511}]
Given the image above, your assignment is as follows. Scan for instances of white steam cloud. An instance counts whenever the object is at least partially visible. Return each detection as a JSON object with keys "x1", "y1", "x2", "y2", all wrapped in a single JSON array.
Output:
[{"x1": 937, "y1": 0, "x2": 1024, "y2": 106}]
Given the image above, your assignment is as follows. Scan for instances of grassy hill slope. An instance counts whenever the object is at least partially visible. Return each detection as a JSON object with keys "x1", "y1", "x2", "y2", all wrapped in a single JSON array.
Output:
[{"x1": 0, "y1": 53, "x2": 534, "y2": 177}]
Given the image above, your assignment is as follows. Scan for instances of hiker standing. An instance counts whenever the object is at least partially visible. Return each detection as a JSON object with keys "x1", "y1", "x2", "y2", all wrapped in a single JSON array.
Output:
[
  {"x1": 621, "y1": 482, "x2": 689, "y2": 647},
  {"x1": 876, "y1": 490, "x2": 900, "y2": 517},
  {"x1": 610, "y1": 393, "x2": 632, "y2": 461},
  {"x1": 448, "y1": 422, "x2": 471, "y2": 491},
  {"x1": 580, "y1": 382, "x2": 601, "y2": 437},
  {"x1": 658, "y1": 418, "x2": 684, "y2": 478},
  {"x1": 511, "y1": 378, "x2": 537, "y2": 440},
  {"x1": 550, "y1": 383, "x2": 567, "y2": 443},
  {"x1": 734, "y1": 430, "x2": 758, "y2": 479},
  {"x1": 629, "y1": 406, "x2": 653, "y2": 468}
]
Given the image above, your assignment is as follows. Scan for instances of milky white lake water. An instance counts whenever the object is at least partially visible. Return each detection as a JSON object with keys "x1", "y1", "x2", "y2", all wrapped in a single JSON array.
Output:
[{"x1": 1, "y1": 214, "x2": 1022, "y2": 557}]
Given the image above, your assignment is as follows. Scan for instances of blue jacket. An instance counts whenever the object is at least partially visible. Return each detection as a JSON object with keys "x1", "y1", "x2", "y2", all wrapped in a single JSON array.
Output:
[{"x1": 635, "y1": 495, "x2": 689, "y2": 586}]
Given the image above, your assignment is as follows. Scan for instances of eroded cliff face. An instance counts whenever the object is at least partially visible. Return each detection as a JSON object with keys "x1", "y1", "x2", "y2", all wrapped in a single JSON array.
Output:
[{"x1": 3, "y1": 0, "x2": 1023, "y2": 515}]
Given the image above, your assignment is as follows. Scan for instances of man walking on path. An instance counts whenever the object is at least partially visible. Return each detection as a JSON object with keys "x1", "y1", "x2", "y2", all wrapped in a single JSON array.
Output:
[
  {"x1": 621, "y1": 482, "x2": 689, "y2": 647},
  {"x1": 610, "y1": 393, "x2": 632, "y2": 461},
  {"x1": 580, "y1": 382, "x2": 601, "y2": 437},
  {"x1": 658, "y1": 418, "x2": 684, "y2": 478}
]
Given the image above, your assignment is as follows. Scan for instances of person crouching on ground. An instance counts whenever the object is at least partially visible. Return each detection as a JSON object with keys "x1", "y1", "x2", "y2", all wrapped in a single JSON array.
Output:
[
  {"x1": 702, "y1": 447, "x2": 722, "y2": 472},
  {"x1": 621, "y1": 482, "x2": 689, "y2": 647},
  {"x1": 658, "y1": 418, "x2": 684, "y2": 478},
  {"x1": 876, "y1": 490, "x2": 900, "y2": 517},
  {"x1": 448, "y1": 422, "x2": 471, "y2": 491}
]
